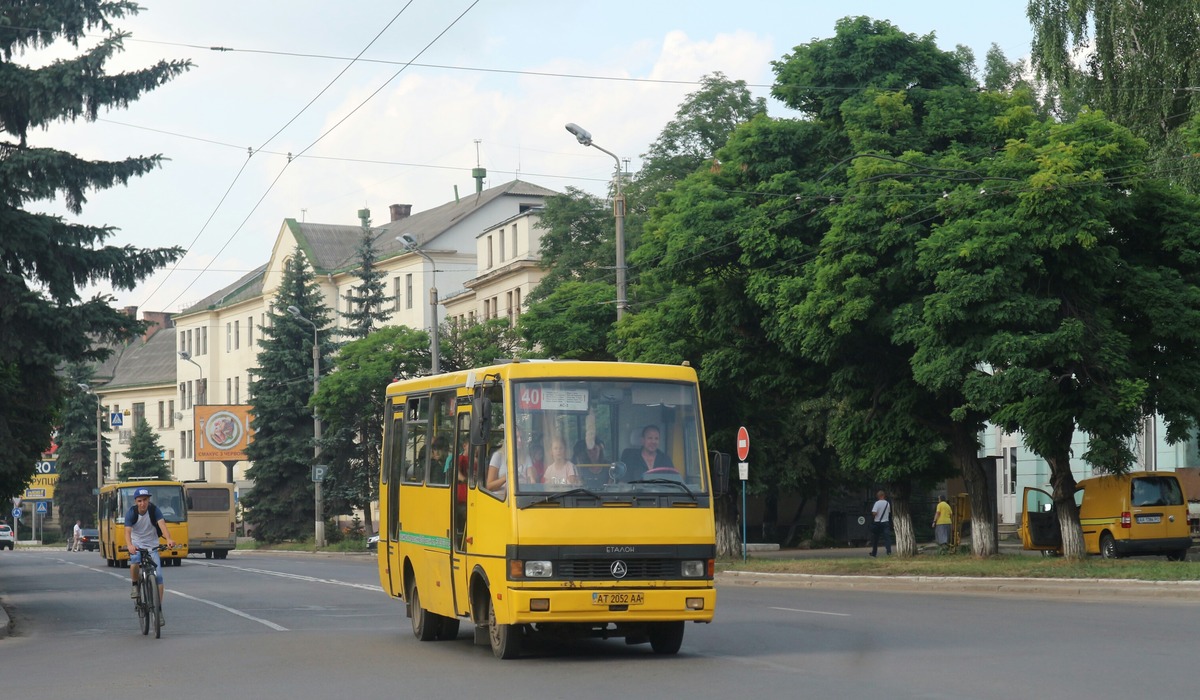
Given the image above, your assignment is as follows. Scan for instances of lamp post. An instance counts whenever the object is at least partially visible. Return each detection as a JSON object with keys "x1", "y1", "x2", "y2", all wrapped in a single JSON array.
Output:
[
  {"x1": 178, "y1": 350, "x2": 206, "y2": 480},
  {"x1": 565, "y1": 122, "x2": 626, "y2": 321},
  {"x1": 397, "y1": 234, "x2": 440, "y2": 374},
  {"x1": 77, "y1": 383, "x2": 103, "y2": 491},
  {"x1": 287, "y1": 306, "x2": 325, "y2": 547}
]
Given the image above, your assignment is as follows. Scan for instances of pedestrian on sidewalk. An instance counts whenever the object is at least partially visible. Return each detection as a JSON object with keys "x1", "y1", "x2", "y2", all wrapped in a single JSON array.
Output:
[
  {"x1": 933, "y1": 495, "x2": 953, "y2": 554},
  {"x1": 869, "y1": 490, "x2": 892, "y2": 557}
]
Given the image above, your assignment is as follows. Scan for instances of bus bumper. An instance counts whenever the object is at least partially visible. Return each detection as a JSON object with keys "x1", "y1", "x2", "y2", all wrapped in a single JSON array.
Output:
[{"x1": 504, "y1": 585, "x2": 716, "y2": 624}]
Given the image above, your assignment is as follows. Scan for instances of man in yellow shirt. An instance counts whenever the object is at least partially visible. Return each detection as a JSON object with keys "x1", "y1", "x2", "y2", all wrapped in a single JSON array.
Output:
[{"x1": 933, "y1": 495, "x2": 953, "y2": 553}]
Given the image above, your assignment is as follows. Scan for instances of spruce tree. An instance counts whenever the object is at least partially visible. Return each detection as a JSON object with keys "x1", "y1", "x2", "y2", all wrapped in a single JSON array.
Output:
[
  {"x1": 243, "y1": 249, "x2": 332, "y2": 542},
  {"x1": 340, "y1": 209, "x2": 392, "y2": 340},
  {"x1": 0, "y1": 2, "x2": 189, "y2": 498},
  {"x1": 119, "y1": 418, "x2": 170, "y2": 480},
  {"x1": 56, "y1": 366, "x2": 110, "y2": 530}
]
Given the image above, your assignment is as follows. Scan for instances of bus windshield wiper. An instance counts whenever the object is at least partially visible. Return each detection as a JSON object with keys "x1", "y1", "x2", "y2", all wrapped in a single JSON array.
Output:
[
  {"x1": 521, "y1": 487, "x2": 600, "y2": 509},
  {"x1": 627, "y1": 479, "x2": 697, "y2": 501}
]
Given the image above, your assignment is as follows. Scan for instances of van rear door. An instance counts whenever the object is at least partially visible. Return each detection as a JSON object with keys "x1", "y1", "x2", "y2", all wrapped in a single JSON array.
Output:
[
  {"x1": 1128, "y1": 476, "x2": 1181, "y2": 542},
  {"x1": 1019, "y1": 487, "x2": 1061, "y2": 553}
]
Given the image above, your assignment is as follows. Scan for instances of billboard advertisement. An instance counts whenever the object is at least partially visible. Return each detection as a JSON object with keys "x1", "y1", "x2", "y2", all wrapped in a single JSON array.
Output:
[{"x1": 195, "y1": 405, "x2": 254, "y2": 461}]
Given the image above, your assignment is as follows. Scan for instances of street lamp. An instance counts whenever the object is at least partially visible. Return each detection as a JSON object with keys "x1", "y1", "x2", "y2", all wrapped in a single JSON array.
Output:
[
  {"x1": 565, "y1": 122, "x2": 627, "y2": 321},
  {"x1": 397, "y1": 234, "x2": 440, "y2": 374},
  {"x1": 178, "y1": 350, "x2": 205, "y2": 480},
  {"x1": 77, "y1": 383, "x2": 103, "y2": 491},
  {"x1": 287, "y1": 305, "x2": 325, "y2": 547}
]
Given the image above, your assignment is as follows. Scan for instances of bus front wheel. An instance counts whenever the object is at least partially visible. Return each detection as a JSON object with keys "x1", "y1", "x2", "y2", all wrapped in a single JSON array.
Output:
[
  {"x1": 487, "y1": 595, "x2": 522, "y2": 659},
  {"x1": 648, "y1": 621, "x2": 685, "y2": 654}
]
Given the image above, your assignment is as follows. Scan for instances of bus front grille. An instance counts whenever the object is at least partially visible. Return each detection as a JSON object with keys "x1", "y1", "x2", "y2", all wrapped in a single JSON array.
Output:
[{"x1": 557, "y1": 559, "x2": 679, "y2": 580}]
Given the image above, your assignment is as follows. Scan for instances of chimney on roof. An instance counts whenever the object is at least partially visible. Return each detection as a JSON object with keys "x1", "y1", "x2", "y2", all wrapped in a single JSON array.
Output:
[
  {"x1": 389, "y1": 204, "x2": 412, "y2": 222},
  {"x1": 123, "y1": 305, "x2": 138, "y2": 318},
  {"x1": 141, "y1": 311, "x2": 173, "y2": 342}
]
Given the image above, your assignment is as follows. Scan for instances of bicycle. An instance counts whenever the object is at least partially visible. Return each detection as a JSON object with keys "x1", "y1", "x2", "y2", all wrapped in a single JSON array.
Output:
[{"x1": 132, "y1": 544, "x2": 171, "y2": 638}]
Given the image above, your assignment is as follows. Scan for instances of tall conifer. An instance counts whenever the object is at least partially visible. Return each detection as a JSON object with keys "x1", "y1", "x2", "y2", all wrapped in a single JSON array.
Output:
[
  {"x1": 243, "y1": 249, "x2": 331, "y2": 542},
  {"x1": 0, "y1": 2, "x2": 189, "y2": 498}
]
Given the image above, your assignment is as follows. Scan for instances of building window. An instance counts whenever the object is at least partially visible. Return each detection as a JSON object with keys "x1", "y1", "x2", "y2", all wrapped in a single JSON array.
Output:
[
  {"x1": 179, "y1": 432, "x2": 186, "y2": 459},
  {"x1": 393, "y1": 277, "x2": 402, "y2": 311},
  {"x1": 180, "y1": 334, "x2": 186, "y2": 353},
  {"x1": 234, "y1": 320, "x2": 240, "y2": 349},
  {"x1": 405, "y1": 273, "x2": 413, "y2": 310},
  {"x1": 512, "y1": 224, "x2": 518, "y2": 257},
  {"x1": 186, "y1": 329, "x2": 193, "y2": 356},
  {"x1": 168, "y1": 400, "x2": 174, "y2": 428},
  {"x1": 234, "y1": 376, "x2": 240, "y2": 404},
  {"x1": 179, "y1": 383, "x2": 186, "y2": 409},
  {"x1": 487, "y1": 235, "x2": 494, "y2": 268},
  {"x1": 226, "y1": 377, "x2": 232, "y2": 404},
  {"x1": 226, "y1": 323, "x2": 231, "y2": 352},
  {"x1": 514, "y1": 287, "x2": 521, "y2": 318},
  {"x1": 499, "y1": 229, "x2": 506, "y2": 262},
  {"x1": 200, "y1": 326, "x2": 207, "y2": 355},
  {"x1": 507, "y1": 291, "x2": 514, "y2": 323},
  {"x1": 483, "y1": 298, "x2": 490, "y2": 320},
  {"x1": 157, "y1": 401, "x2": 164, "y2": 429},
  {"x1": 248, "y1": 316, "x2": 253, "y2": 347}
]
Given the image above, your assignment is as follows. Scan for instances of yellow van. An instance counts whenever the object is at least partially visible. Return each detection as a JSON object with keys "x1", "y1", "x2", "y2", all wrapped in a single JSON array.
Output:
[{"x1": 1020, "y1": 471, "x2": 1192, "y2": 560}]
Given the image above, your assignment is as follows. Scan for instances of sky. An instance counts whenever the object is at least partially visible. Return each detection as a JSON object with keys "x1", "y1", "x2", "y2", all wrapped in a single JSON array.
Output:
[{"x1": 26, "y1": 1, "x2": 1038, "y2": 313}]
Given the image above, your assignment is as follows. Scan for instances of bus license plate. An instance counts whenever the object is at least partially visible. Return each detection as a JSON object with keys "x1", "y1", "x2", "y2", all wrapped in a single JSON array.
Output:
[
  {"x1": 1136, "y1": 515, "x2": 1161, "y2": 524},
  {"x1": 592, "y1": 592, "x2": 643, "y2": 606}
]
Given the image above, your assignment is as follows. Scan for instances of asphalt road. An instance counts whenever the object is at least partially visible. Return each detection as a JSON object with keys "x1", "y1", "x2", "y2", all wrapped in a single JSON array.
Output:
[{"x1": 2, "y1": 549, "x2": 1199, "y2": 699}]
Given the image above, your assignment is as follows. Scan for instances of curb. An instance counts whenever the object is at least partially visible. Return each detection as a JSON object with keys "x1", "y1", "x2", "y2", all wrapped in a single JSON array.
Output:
[{"x1": 717, "y1": 570, "x2": 1200, "y2": 600}]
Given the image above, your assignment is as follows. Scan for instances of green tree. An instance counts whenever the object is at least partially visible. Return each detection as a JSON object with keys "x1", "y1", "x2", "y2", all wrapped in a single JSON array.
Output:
[
  {"x1": 119, "y1": 418, "x2": 170, "y2": 480},
  {"x1": 907, "y1": 109, "x2": 1200, "y2": 559},
  {"x1": 441, "y1": 317, "x2": 523, "y2": 370},
  {"x1": 243, "y1": 249, "x2": 333, "y2": 543},
  {"x1": 313, "y1": 325, "x2": 429, "y2": 536},
  {"x1": 1027, "y1": 0, "x2": 1200, "y2": 187},
  {"x1": 0, "y1": 1, "x2": 188, "y2": 499},
  {"x1": 520, "y1": 188, "x2": 621, "y2": 359},
  {"x1": 340, "y1": 210, "x2": 392, "y2": 340},
  {"x1": 56, "y1": 369, "x2": 109, "y2": 530}
]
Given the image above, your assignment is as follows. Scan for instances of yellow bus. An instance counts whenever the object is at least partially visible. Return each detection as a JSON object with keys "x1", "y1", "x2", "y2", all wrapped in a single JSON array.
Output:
[
  {"x1": 183, "y1": 481, "x2": 237, "y2": 559},
  {"x1": 97, "y1": 479, "x2": 189, "y2": 567},
  {"x1": 378, "y1": 360, "x2": 731, "y2": 659}
]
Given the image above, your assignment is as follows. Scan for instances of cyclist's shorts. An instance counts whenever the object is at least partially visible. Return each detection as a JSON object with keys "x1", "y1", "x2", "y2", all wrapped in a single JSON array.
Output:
[{"x1": 129, "y1": 550, "x2": 164, "y2": 584}]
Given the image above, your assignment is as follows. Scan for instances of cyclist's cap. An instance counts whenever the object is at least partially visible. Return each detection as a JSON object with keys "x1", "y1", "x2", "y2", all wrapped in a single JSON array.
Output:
[{"x1": 133, "y1": 487, "x2": 152, "y2": 498}]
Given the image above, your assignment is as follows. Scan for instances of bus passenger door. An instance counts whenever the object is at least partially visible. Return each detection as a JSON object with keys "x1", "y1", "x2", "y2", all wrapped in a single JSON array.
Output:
[{"x1": 451, "y1": 409, "x2": 472, "y2": 615}]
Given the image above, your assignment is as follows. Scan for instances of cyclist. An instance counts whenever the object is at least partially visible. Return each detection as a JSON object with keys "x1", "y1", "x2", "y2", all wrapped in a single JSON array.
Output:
[{"x1": 124, "y1": 487, "x2": 177, "y2": 624}]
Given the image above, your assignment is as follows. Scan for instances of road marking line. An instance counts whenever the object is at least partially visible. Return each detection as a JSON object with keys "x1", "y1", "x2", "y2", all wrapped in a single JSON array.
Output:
[
  {"x1": 200, "y1": 562, "x2": 384, "y2": 592},
  {"x1": 52, "y1": 556, "x2": 288, "y2": 631},
  {"x1": 769, "y1": 606, "x2": 850, "y2": 617},
  {"x1": 169, "y1": 590, "x2": 288, "y2": 631}
]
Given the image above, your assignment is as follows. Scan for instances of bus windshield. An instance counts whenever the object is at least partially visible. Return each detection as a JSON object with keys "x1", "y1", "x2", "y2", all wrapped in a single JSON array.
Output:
[
  {"x1": 116, "y1": 485, "x2": 188, "y2": 523},
  {"x1": 508, "y1": 378, "x2": 708, "y2": 498}
]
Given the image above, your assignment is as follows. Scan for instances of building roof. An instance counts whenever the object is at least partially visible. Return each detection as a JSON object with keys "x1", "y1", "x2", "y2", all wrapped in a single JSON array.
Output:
[
  {"x1": 297, "y1": 179, "x2": 559, "y2": 272},
  {"x1": 104, "y1": 326, "x2": 178, "y2": 391},
  {"x1": 177, "y1": 264, "x2": 268, "y2": 316}
]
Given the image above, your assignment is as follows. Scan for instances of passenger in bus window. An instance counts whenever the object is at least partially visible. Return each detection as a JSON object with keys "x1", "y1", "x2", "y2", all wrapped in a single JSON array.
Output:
[
  {"x1": 541, "y1": 437, "x2": 580, "y2": 487},
  {"x1": 573, "y1": 409, "x2": 607, "y2": 465},
  {"x1": 429, "y1": 436, "x2": 451, "y2": 485},
  {"x1": 620, "y1": 425, "x2": 674, "y2": 481}
]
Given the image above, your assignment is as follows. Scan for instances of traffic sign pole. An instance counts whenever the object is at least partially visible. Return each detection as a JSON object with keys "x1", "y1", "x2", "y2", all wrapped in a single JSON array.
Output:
[{"x1": 737, "y1": 427, "x2": 749, "y2": 562}]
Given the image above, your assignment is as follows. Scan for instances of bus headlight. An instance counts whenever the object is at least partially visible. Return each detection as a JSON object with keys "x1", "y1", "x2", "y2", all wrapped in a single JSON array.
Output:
[
  {"x1": 681, "y1": 560, "x2": 706, "y2": 578},
  {"x1": 524, "y1": 560, "x2": 553, "y2": 578}
]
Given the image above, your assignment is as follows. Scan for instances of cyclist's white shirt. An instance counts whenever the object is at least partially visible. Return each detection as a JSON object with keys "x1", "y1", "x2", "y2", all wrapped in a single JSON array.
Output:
[{"x1": 128, "y1": 507, "x2": 160, "y2": 550}]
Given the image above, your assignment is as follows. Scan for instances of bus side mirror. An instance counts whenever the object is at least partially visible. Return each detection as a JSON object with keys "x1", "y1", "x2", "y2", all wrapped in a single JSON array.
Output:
[
  {"x1": 470, "y1": 396, "x2": 491, "y2": 445},
  {"x1": 709, "y1": 451, "x2": 731, "y2": 498}
]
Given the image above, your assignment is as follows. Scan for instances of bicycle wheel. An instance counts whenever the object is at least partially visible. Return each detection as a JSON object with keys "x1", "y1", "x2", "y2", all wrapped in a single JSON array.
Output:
[
  {"x1": 138, "y1": 574, "x2": 152, "y2": 635},
  {"x1": 147, "y1": 573, "x2": 161, "y2": 639}
]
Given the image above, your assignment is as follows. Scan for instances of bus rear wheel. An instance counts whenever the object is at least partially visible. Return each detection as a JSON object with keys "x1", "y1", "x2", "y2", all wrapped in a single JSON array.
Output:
[
  {"x1": 409, "y1": 585, "x2": 440, "y2": 641},
  {"x1": 648, "y1": 621, "x2": 685, "y2": 654},
  {"x1": 487, "y1": 595, "x2": 522, "y2": 659}
]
